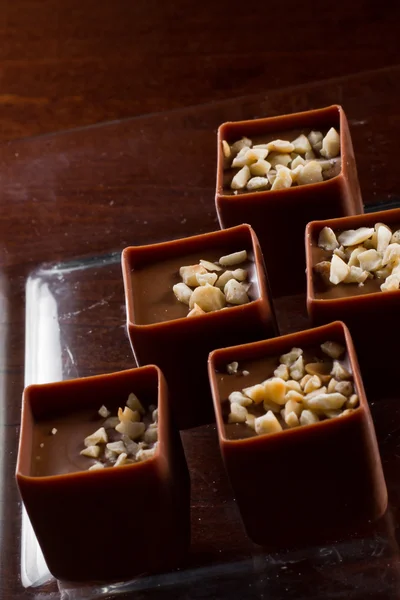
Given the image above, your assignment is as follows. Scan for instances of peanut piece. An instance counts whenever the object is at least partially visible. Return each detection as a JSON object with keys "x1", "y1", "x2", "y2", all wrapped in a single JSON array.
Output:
[
  {"x1": 179, "y1": 264, "x2": 207, "y2": 287},
  {"x1": 222, "y1": 140, "x2": 231, "y2": 159},
  {"x1": 228, "y1": 391, "x2": 253, "y2": 407},
  {"x1": 243, "y1": 384, "x2": 265, "y2": 404},
  {"x1": 199, "y1": 259, "x2": 222, "y2": 272},
  {"x1": 376, "y1": 223, "x2": 392, "y2": 253},
  {"x1": 231, "y1": 137, "x2": 252, "y2": 156},
  {"x1": 320, "y1": 341, "x2": 345, "y2": 359},
  {"x1": 103, "y1": 416, "x2": 120, "y2": 429},
  {"x1": 144, "y1": 426, "x2": 158, "y2": 444},
  {"x1": 227, "y1": 361, "x2": 239, "y2": 374},
  {"x1": 136, "y1": 446, "x2": 157, "y2": 462},
  {"x1": 331, "y1": 360, "x2": 351, "y2": 380},
  {"x1": 80, "y1": 445, "x2": 101, "y2": 458},
  {"x1": 196, "y1": 272, "x2": 218, "y2": 286},
  {"x1": 88, "y1": 462, "x2": 105, "y2": 471},
  {"x1": 346, "y1": 394, "x2": 359, "y2": 409},
  {"x1": 291, "y1": 155, "x2": 306, "y2": 169},
  {"x1": 338, "y1": 227, "x2": 374, "y2": 247},
  {"x1": 228, "y1": 402, "x2": 248, "y2": 423},
  {"x1": 84, "y1": 427, "x2": 108, "y2": 447},
  {"x1": 268, "y1": 152, "x2": 292, "y2": 168},
  {"x1": 335, "y1": 381, "x2": 353, "y2": 397},
  {"x1": 304, "y1": 386, "x2": 327, "y2": 400},
  {"x1": 263, "y1": 377, "x2": 287, "y2": 405},
  {"x1": 274, "y1": 363, "x2": 289, "y2": 380},
  {"x1": 118, "y1": 406, "x2": 140, "y2": 423},
  {"x1": 106, "y1": 441, "x2": 127, "y2": 455},
  {"x1": 291, "y1": 134, "x2": 312, "y2": 155},
  {"x1": 300, "y1": 410, "x2": 319, "y2": 426},
  {"x1": 357, "y1": 249, "x2": 382, "y2": 272},
  {"x1": 219, "y1": 250, "x2": 247, "y2": 266},
  {"x1": 98, "y1": 405, "x2": 110, "y2": 418},
  {"x1": 114, "y1": 452, "x2": 128, "y2": 467},
  {"x1": 266, "y1": 139, "x2": 295, "y2": 153},
  {"x1": 271, "y1": 166, "x2": 292, "y2": 190},
  {"x1": 381, "y1": 274, "x2": 400, "y2": 292},
  {"x1": 231, "y1": 165, "x2": 251, "y2": 190},
  {"x1": 255, "y1": 411, "x2": 283, "y2": 435},
  {"x1": 280, "y1": 347, "x2": 303, "y2": 366},
  {"x1": 284, "y1": 398, "x2": 303, "y2": 418},
  {"x1": 173, "y1": 282, "x2": 193, "y2": 305},
  {"x1": 344, "y1": 266, "x2": 370, "y2": 284},
  {"x1": 263, "y1": 399, "x2": 282, "y2": 413},
  {"x1": 285, "y1": 390, "x2": 304, "y2": 403},
  {"x1": 300, "y1": 374, "x2": 312, "y2": 389},
  {"x1": 303, "y1": 375, "x2": 322, "y2": 394},
  {"x1": 297, "y1": 161, "x2": 323, "y2": 186},
  {"x1": 189, "y1": 283, "x2": 226, "y2": 312},
  {"x1": 232, "y1": 268, "x2": 248, "y2": 281},
  {"x1": 382, "y1": 243, "x2": 400, "y2": 266},
  {"x1": 318, "y1": 227, "x2": 339, "y2": 251},
  {"x1": 250, "y1": 159, "x2": 271, "y2": 177},
  {"x1": 391, "y1": 230, "x2": 400, "y2": 244},
  {"x1": 246, "y1": 176, "x2": 269, "y2": 191},
  {"x1": 305, "y1": 392, "x2": 347, "y2": 410},
  {"x1": 187, "y1": 302, "x2": 206, "y2": 317},
  {"x1": 320, "y1": 127, "x2": 340, "y2": 159},
  {"x1": 224, "y1": 279, "x2": 250, "y2": 305},
  {"x1": 126, "y1": 393, "x2": 146, "y2": 415},
  {"x1": 314, "y1": 261, "x2": 331, "y2": 284},
  {"x1": 285, "y1": 379, "x2": 302, "y2": 392},
  {"x1": 329, "y1": 254, "x2": 350, "y2": 285},
  {"x1": 308, "y1": 131, "x2": 323, "y2": 153},
  {"x1": 115, "y1": 420, "x2": 145, "y2": 440},
  {"x1": 289, "y1": 355, "x2": 305, "y2": 380},
  {"x1": 286, "y1": 412, "x2": 300, "y2": 428}
]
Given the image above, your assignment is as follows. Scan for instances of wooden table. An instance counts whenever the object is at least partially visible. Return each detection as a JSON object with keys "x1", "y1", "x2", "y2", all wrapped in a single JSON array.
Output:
[
  {"x1": 1, "y1": 68, "x2": 400, "y2": 598},
  {"x1": 1, "y1": 0, "x2": 400, "y2": 141}
]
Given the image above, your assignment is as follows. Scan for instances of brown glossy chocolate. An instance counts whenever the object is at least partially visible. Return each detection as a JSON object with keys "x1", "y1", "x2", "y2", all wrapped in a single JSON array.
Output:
[
  {"x1": 306, "y1": 208, "x2": 400, "y2": 395},
  {"x1": 16, "y1": 366, "x2": 190, "y2": 582},
  {"x1": 208, "y1": 321, "x2": 387, "y2": 549},
  {"x1": 215, "y1": 106, "x2": 363, "y2": 297},
  {"x1": 122, "y1": 224, "x2": 277, "y2": 430}
]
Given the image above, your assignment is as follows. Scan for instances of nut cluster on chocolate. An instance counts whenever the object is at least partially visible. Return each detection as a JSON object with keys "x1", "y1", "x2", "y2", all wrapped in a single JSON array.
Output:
[
  {"x1": 173, "y1": 250, "x2": 251, "y2": 316},
  {"x1": 222, "y1": 128, "x2": 341, "y2": 193},
  {"x1": 315, "y1": 223, "x2": 400, "y2": 292},
  {"x1": 81, "y1": 393, "x2": 158, "y2": 470},
  {"x1": 226, "y1": 341, "x2": 359, "y2": 436}
]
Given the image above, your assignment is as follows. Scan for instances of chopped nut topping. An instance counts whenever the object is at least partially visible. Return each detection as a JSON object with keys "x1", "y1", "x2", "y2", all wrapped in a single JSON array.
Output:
[
  {"x1": 51, "y1": 428, "x2": 58, "y2": 435},
  {"x1": 227, "y1": 361, "x2": 239, "y2": 375},
  {"x1": 320, "y1": 127, "x2": 340, "y2": 159},
  {"x1": 297, "y1": 160, "x2": 323, "y2": 186},
  {"x1": 173, "y1": 282, "x2": 193, "y2": 305},
  {"x1": 228, "y1": 402, "x2": 248, "y2": 423},
  {"x1": 114, "y1": 452, "x2": 128, "y2": 467},
  {"x1": 84, "y1": 427, "x2": 108, "y2": 447},
  {"x1": 219, "y1": 250, "x2": 247, "y2": 267},
  {"x1": 187, "y1": 303, "x2": 206, "y2": 317},
  {"x1": 329, "y1": 254, "x2": 350, "y2": 285},
  {"x1": 376, "y1": 223, "x2": 392, "y2": 253},
  {"x1": 249, "y1": 159, "x2": 271, "y2": 177},
  {"x1": 337, "y1": 227, "x2": 375, "y2": 247},
  {"x1": 271, "y1": 166, "x2": 292, "y2": 191},
  {"x1": 255, "y1": 411, "x2": 282, "y2": 434},
  {"x1": 225, "y1": 342, "x2": 357, "y2": 437},
  {"x1": 268, "y1": 152, "x2": 292, "y2": 168},
  {"x1": 136, "y1": 446, "x2": 157, "y2": 462},
  {"x1": 223, "y1": 279, "x2": 249, "y2": 305},
  {"x1": 320, "y1": 341, "x2": 345, "y2": 359},
  {"x1": 199, "y1": 259, "x2": 222, "y2": 272},
  {"x1": 308, "y1": 131, "x2": 323, "y2": 152},
  {"x1": 231, "y1": 165, "x2": 251, "y2": 190},
  {"x1": 98, "y1": 405, "x2": 110, "y2": 418},
  {"x1": 291, "y1": 134, "x2": 312, "y2": 155},
  {"x1": 230, "y1": 137, "x2": 252, "y2": 156},
  {"x1": 266, "y1": 139, "x2": 295, "y2": 153},
  {"x1": 222, "y1": 140, "x2": 231, "y2": 159},
  {"x1": 103, "y1": 416, "x2": 120, "y2": 429},
  {"x1": 88, "y1": 462, "x2": 105, "y2": 471},
  {"x1": 189, "y1": 283, "x2": 226, "y2": 312},
  {"x1": 357, "y1": 249, "x2": 382, "y2": 272},
  {"x1": 246, "y1": 176, "x2": 270, "y2": 191},
  {"x1": 106, "y1": 441, "x2": 126, "y2": 455},
  {"x1": 318, "y1": 227, "x2": 339, "y2": 252},
  {"x1": 179, "y1": 264, "x2": 207, "y2": 287},
  {"x1": 381, "y1": 274, "x2": 400, "y2": 292},
  {"x1": 115, "y1": 420, "x2": 146, "y2": 440},
  {"x1": 196, "y1": 272, "x2": 218, "y2": 286},
  {"x1": 80, "y1": 445, "x2": 101, "y2": 458}
]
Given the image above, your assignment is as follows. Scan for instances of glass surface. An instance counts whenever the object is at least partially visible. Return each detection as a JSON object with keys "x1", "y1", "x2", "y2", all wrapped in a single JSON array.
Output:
[{"x1": 1, "y1": 66, "x2": 400, "y2": 598}]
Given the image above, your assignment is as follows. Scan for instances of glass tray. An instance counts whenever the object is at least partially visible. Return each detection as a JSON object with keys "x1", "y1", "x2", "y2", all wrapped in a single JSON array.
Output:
[{"x1": 2, "y1": 66, "x2": 400, "y2": 599}]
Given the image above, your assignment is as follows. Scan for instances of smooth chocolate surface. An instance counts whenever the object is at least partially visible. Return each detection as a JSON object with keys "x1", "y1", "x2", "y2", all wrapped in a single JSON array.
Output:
[
  {"x1": 122, "y1": 225, "x2": 276, "y2": 430},
  {"x1": 131, "y1": 249, "x2": 256, "y2": 325},
  {"x1": 208, "y1": 322, "x2": 387, "y2": 549},
  {"x1": 216, "y1": 106, "x2": 363, "y2": 297},
  {"x1": 16, "y1": 366, "x2": 190, "y2": 582}
]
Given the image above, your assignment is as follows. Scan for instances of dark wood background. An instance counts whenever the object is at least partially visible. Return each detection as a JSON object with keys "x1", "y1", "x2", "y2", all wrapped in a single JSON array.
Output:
[{"x1": 0, "y1": 0, "x2": 399, "y2": 141}]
